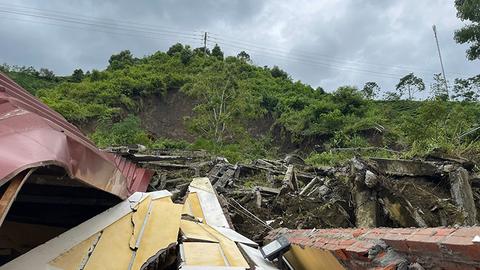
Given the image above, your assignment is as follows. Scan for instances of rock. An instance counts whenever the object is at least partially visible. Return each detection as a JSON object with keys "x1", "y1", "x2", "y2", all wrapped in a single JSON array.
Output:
[
  {"x1": 318, "y1": 185, "x2": 331, "y2": 197},
  {"x1": 442, "y1": 164, "x2": 456, "y2": 173},
  {"x1": 365, "y1": 170, "x2": 378, "y2": 188}
]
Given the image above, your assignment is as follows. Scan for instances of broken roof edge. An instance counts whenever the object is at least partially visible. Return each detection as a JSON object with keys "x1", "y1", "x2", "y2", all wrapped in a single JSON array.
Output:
[
  {"x1": 0, "y1": 72, "x2": 154, "y2": 199},
  {"x1": 0, "y1": 191, "x2": 171, "y2": 270}
]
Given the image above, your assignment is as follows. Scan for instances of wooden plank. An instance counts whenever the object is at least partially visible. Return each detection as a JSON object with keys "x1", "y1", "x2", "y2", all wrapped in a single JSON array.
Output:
[{"x1": 0, "y1": 169, "x2": 35, "y2": 226}]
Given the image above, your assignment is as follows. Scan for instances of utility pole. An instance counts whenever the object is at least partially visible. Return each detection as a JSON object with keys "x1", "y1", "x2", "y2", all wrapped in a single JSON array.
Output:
[
  {"x1": 432, "y1": 25, "x2": 449, "y2": 97},
  {"x1": 203, "y1": 32, "x2": 208, "y2": 57}
]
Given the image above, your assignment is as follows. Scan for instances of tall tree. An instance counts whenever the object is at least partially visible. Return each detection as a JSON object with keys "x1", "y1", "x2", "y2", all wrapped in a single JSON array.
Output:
[
  {"x1": 167, "y1": 43, "x2": 184, "y2": 56},
  {"x1": 452, "y1": 74, "x2": 480, "y2": 101},
  {"x1": 396, "y1": 73, "x2": 425, "y2": 100},
  {"x1": 211, "y1": 44, "x2": 224, "y2": 60},
  {"x1": 237, "y1": 51, "x2": 251, "y2": 62},
  {"x1": 108, "y1": 50, "x2": 136, "y2": 70},
  {"x1": 71, "y1": 68, "x2": 84, "y2": 82},
  {"x1": 180, "y1": 45, "x2": 193, "y2": 65},
  {"x1": 361, "y1": 81, "x2": 380, "y2": 99},
  {"x1": 454, "y1": 0, "x2": 480, "y2": 60},
  {"x1": 182, "y1": 62, "x2": 258, "y2": 143}
]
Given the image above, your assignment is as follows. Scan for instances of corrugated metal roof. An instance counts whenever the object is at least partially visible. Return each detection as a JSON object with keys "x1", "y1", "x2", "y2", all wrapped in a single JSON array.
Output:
[
  {"x1": 0, "y1": 72, "x2": 153, "y2": 199},
  {"x1": 1, "y1": 187, "x2": 275, "y2": 269}
]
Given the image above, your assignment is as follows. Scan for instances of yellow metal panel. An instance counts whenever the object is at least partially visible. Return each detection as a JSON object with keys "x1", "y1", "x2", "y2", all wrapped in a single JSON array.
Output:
[
  {"x1": 182, "y1": 192, "x2": 205, "y2": 221},
  {"x1": 180, "y1": 220, "x2": 218, "y2": 243},
  {"x1": 200, "y1": 223, "x2": 250, "y2": 268},
  {"x1": 83, "y1": 196, "x2": 151, "y2": 270},
  {"x1": 131, "y1": 197, "x2": 183, "y2": 270},
  {"x1": 183, "y1": 242, "x2": 227, "y2": 266},
  {"x1": 182, "y1": 195, "x2": 193, "y2": 216},
  {"x1": 48, "y1": 234, "x2": 98, "y2": 270},
  {"x1": 283, "y1": 244, "x2": 345, "y2": 270}
]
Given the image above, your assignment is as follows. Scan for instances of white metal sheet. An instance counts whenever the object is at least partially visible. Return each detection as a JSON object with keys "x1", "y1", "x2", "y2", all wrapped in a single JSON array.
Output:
[
  {"x1": 211, "y1": 226, "x2": 257, "y2": 247},
  {"x1": 188, "y1": 177, "x2": 230, "y2": 228}
]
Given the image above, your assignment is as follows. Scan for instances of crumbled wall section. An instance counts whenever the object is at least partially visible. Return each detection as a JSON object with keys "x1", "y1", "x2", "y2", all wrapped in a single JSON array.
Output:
[{"x1": 266, "y1": 227, "x2": 480, "y2": 270}]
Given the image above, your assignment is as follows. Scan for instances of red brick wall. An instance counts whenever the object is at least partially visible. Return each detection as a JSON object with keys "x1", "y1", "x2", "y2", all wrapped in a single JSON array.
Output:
[{"x1": 266, "y1": 227, "x2": 480, "y2": 270}]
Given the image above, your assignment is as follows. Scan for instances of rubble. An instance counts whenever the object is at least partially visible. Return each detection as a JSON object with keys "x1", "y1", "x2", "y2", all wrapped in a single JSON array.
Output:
[
  {"x1": 4, "y1": 142, "x2": 480, "y2": 268},
  {"x1": 2, "y1": 179, "x2": 277, "y2": 269},
  {"x1": 5, "y1": 71, "x2": 480, "y2": 268},
  {"x1": 119, "y1": 148, "x2": 480, "y2": 243}
]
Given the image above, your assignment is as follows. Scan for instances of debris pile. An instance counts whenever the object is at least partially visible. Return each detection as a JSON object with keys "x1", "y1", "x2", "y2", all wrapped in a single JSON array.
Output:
[
  {"x1": 113, "y1": 147, "x2": 480, "y2": 243},
  {"x1": 2, "y1": 178, "x2": 277, "y2": 269}
]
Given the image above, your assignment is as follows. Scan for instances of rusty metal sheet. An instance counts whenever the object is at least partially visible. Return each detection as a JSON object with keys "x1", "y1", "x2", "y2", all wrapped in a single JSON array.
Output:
[{"x1": 0, "y1": 72, "x2": 153, "y2": 199}]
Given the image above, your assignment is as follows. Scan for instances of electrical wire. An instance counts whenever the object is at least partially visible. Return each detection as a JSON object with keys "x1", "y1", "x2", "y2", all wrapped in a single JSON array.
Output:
[
  {"x1": 0, "y1": 7, "x2": 202, "y2": 40},
  {"x1": 0, "y1": 2, "x2": 202, "y2": 35},
  {"x1": 208, "y1": 32, "x2": 465, "y2": 78},
  {"x1": 208, "y1": 39, "x2": 434, "y2": 82},
  {"x1": 0, "y1": 15, "x2": 203, "y2": 45},
  {"x1": 0, "y1": 2, "x2": 452, "y2": 84}
]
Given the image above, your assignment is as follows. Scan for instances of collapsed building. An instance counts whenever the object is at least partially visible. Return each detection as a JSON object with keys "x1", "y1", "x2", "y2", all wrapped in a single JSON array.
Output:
[
  {"x1": 2, "y1": 71, "x2": 480, "y2": 269},
  {"x1": 0, "y1": 73, "x2": 277, "y2": 269}
]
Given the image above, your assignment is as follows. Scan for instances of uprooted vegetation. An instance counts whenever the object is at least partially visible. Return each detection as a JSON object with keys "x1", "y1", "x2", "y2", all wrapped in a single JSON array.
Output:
[{"x1": 109, "y1": 146, "x2": 480, "y2": 242}]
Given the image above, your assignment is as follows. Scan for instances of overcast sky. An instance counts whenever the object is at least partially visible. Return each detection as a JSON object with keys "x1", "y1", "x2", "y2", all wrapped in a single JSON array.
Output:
[{"x1": 0, "y1": 0, "x2": 478, "y2": 94}]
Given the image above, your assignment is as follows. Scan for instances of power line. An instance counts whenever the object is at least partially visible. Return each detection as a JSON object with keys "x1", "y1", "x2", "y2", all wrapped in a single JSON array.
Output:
[
  {"x1": 0, "y1": 15, "x2": 203, "y2": 45},
  {"x1": 208, "y1": 40, "x2": 435, "y2": 83},
  {"x1": 1, "y1": 3, "x2": 457, "y2": 80},
  {"x1": 208, "y1": 32, "x2": 465, "y2": 78},
  {"x1": 0, "y1": 3, "x2": 202, "y2": 36},
  {"x1": 0, "y1": 7, "x2": 202, "y2": 40},
  {"x1": 208, "y1": 40, "x2": 417, "y2": 81},
  {"x1": 0, "y1": 3, "x2": 443, "y2": 84}
]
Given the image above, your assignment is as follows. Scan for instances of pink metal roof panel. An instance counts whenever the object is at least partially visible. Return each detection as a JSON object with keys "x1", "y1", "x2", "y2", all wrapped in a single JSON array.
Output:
[{"x1": 0, "y1": 72, "x2": 153, "y2": 199}]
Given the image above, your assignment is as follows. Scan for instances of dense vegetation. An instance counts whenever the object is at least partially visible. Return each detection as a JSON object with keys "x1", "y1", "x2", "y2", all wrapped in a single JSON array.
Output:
[
  {"x1": 2, "y1": 45, "x2": 479, "y2": 165},
  {"x1": 1, "y1": 1, "x2": 479, "y2": 164}
]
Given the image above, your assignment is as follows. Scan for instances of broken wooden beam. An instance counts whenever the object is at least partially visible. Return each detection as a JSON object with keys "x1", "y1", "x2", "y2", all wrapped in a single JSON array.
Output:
[
  {"x1": 131, "y1": 154, "x2": 191, "y2": 162},
  {"x1": 255, "y1": 189, "x2": 262, "y2": 209},
  {"x1": 256, "y1": 186, "x2": 280, "y2": 195},
  {"x1": 370, "y1": 158, "x2": 440, "y2": 177},
  {"x1": 299, "y1": 177, "x2": 320, "y2": 196},
  {"x1": 282, "y1": 165, "x2": 298, "y2": 192}
]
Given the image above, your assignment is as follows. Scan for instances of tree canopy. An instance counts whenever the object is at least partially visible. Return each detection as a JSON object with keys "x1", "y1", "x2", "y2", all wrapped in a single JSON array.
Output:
[
  {"x1": 396, "y1": 73, "x2": 425, "y2": 100},
  {"x1": 454, "y1": 0, "x2": 480, "y2": 60}
]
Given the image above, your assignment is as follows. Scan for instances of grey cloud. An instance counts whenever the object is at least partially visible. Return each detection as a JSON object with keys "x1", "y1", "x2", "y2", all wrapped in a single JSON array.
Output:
[{"x1": 0, "y1": 0, "x2": 477, "y2": 95}]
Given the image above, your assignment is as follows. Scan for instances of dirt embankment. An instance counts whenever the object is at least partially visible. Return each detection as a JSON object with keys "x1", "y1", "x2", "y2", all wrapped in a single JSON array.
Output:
[
  {"x1": 138, "y1": 88, "x2": 197, "y2": 141},
  {"x1": 133, "y1": 89, "x2": 381, "y2": 151}
]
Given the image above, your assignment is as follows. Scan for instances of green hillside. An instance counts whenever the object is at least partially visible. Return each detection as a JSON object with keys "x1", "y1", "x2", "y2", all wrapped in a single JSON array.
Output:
[{"x1": 2, "y1": 44, "x2": 480, "y2": 164}]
